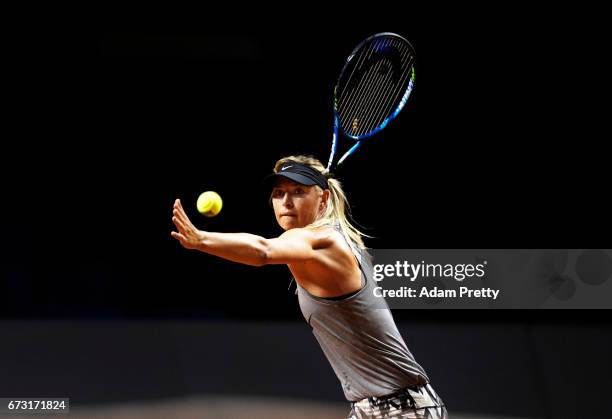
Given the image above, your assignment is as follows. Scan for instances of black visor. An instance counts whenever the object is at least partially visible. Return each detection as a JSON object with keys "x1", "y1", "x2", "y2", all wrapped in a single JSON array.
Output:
[{"x1": 264, "y1": 163, "x2": 329, "y2": 190}]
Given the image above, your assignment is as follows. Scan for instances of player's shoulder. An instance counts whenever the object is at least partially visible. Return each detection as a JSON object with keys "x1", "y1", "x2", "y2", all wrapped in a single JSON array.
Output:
[
  {"x1": 307, "y1": 224, "x2": 342, "y2": 239},
  {"x1": 308, "y1": 225, "x2": 353, "y2": 252},
  {"x1": 282, "y1": 225, "x2": 332, "y2": 239},
  {"x1": 283, "y1": 225, "x2": 341, "y2": 247}
]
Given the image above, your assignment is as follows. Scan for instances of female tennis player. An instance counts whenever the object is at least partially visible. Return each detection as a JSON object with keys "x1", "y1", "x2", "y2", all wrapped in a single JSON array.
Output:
[{"x1": 171, "y1": 155, "x2": 448, "y2": 418}]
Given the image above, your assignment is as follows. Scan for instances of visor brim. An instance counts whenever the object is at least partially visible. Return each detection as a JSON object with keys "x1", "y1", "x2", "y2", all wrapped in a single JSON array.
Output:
[{"x1": 263, "y1": 172, "x2": 319, "y2": 188}]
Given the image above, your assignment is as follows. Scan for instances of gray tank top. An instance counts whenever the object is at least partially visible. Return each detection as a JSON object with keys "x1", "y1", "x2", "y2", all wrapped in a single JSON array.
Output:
[{"x1": 293, "y1": 229, "x2": 430, "y2": 401}]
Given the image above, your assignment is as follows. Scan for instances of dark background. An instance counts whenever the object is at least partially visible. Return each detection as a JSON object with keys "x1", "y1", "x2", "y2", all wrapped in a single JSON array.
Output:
[
  {"x1": 2, "y1": 9, "x2": 610, "y2": 418},
  {"x1": 4, "y1": 13, "x2": 608, "y2": 319}
]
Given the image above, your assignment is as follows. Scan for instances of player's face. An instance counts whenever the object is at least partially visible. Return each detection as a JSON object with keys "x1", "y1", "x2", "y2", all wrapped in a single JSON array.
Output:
[{"x1": 271, "y1": 178, "x2": 325, "y2": 230}]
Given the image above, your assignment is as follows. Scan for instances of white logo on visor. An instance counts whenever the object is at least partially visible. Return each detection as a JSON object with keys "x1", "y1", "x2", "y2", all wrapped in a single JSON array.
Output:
[{"x1": 281, "y1": 166, "x2": 293, "y2": 171}]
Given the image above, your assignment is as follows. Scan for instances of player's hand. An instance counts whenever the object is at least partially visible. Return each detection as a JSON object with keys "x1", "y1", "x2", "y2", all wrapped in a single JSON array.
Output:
[{"x1": 171, "y1": 199, "x2": 204, "y2": 250}]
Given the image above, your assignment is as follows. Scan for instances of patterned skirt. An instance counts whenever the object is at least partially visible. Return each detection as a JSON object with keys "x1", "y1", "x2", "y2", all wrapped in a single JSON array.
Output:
[{"x1": 348, "y1": 383, "x2": 448, "y2": 418}]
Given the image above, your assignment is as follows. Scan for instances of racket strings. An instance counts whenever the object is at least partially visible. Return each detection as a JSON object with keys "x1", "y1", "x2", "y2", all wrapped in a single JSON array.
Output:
[
  {"x1": 355, "y1": 39, "x2": 413, "y2": 136},
  {"x1": 350, "y1": 38, "x2": 398, "y2": 135},
  {"x1": 339, "y1": 39, "x2": 387, "y2": 134},
  {"x1": 358, "y1": 39, "x2": 413, "y2": 135},
  {"x1": 368, "y1": 52, "x2": 414, "y2": 133},
  {"x1": 337, "y1": 37, "x2": 414, "y2": 137},
  {"x1": 337, "y1": 41, "x2": 374, "y2": 104},
  {"x1": 337, "y1": 39, "x2": 380, "y2": 118},
  {"x1": 362, "y1": 60, "x2": 413, "y2": 136},
  {"x1": 353, "y1": 57, "x2": 396, "y2": 136},
  {"x1": 342, "y1": 57, "x2": 391, "y2": 136}
]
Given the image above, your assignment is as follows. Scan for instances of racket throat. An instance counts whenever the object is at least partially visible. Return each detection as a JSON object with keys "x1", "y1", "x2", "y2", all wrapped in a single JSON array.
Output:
[
  {"x1": 326, "y1": 115, "x2": 340, "y2": 171},
  {"x1": 337, "y1": 141, "x2": 362, "y2": 166}
]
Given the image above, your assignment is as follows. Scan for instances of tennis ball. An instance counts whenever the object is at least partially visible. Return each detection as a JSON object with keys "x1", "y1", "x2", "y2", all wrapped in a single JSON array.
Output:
[{"x1": 196, "y1": 191, "x2": 223, "y2": 217}]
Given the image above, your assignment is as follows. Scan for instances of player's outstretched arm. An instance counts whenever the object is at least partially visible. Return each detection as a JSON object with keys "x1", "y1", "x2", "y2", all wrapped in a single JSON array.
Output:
[{"x1": 171, "y1": 199, "x2": 327, "y2": 266}]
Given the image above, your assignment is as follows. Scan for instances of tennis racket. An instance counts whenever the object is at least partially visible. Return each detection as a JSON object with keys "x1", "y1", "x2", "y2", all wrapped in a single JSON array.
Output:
[{"x1": 326, "y1": 32, "x2": 416, "y2": 171}]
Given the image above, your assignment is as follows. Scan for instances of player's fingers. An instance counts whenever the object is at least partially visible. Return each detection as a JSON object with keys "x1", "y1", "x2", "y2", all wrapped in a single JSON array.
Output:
[
  {"x1": 173, "y1": 208, "x2": 192, "y2": 227},
  {"x1": 170, "y1": 231, "x2": 187, "y2": 244},
  {"x1": 176, "y1": 206, "x2": 197, "y2": 229},
  {"x1": 173, "y1": 201, "x2": 187, "y2": 216},
  {"x1": 174, "y1": 200, "x2": 190, "y2": 218},
  {"x1": 173, "y1": 206, "x2": 185, "y2": 219},
  {"x1": 172, "y1": 216, "x2": 187, "y2": 233},
  {"x1": 176, "y1": 202, "x2": 196, "y2": 226},
  {"x1": 172, "y1": 215, "x2": 186, "y2": 231}
]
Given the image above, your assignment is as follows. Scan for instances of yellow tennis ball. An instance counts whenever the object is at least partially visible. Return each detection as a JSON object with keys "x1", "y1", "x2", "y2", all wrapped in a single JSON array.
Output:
[{"x1": 197, "y1": 191, "x2": 223, "y2": 217}]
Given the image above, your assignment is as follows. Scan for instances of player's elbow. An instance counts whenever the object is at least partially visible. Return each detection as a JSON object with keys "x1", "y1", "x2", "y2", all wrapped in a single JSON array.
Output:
[
  {"x1": 253, "y1": 237, "x2": 271, "y2": 267},
  {"x1": 257, "y1": 238, "x2": 293, "y2": 266},
  {"x1": 259, "y1": 238, "x2": 314, "y2": 265}
]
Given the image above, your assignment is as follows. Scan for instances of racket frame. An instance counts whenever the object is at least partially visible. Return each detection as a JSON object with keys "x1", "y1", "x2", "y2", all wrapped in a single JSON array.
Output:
[{"x1": 326, "y1": 32, "x2": 415, "y2": 170}]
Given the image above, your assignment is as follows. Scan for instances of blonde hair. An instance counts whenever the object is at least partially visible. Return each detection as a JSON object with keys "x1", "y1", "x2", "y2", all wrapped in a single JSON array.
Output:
[{"x1": 272, "y1": 155, "x2": 369, "y2": 250}]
